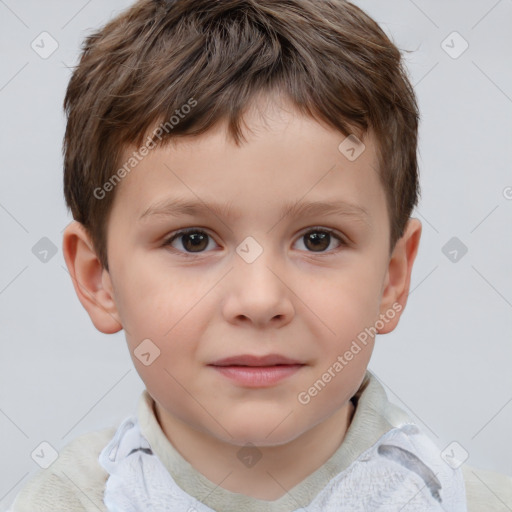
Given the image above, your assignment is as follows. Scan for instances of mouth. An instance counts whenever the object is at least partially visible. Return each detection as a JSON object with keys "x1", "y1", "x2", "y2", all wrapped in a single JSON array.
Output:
[
  {"x1": 208, "y1": 354, "x2": 306, "y2": 387},
  {"x1": 209, "y1": 354, "x2": 304, "y2": 367}
]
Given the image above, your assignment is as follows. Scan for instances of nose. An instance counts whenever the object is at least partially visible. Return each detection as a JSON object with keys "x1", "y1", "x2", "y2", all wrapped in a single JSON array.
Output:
[{"x1": 221, "y1": 243, "x2": 295, "y2": 328}]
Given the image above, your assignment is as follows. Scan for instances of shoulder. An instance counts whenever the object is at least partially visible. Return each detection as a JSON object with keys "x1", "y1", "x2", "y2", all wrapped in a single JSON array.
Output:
[
  {"x1": 361, "y1": 373, "x2": 512, "y2": 511},
  {"x1": 9, "y1": 427, "x2": 116, "y2": 512},
  {"x1": 462, "y1": 463, "x2": 512, "y2": 511}
]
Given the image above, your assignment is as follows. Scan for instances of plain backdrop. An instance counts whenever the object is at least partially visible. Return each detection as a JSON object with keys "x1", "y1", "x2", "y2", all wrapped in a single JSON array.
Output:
[{"x1": 1, "y1": 0, "x2": 511, "y2": 509}]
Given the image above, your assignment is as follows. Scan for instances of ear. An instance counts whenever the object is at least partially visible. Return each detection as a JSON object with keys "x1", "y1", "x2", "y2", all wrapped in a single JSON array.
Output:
[
  {"x1": 62, "y1": 221, "x2": 122, "y2": 334},
  {"x1": 377, "y1": 218, "x2": 422, "y2": 334}
]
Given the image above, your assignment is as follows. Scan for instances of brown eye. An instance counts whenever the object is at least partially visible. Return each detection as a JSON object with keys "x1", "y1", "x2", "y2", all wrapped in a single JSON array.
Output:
[
  {"x1": 304, "y1": 231, "x2": 330, "y2": 252},
  {"x1": 294, "y1": 228, "x2": 345, "y2": 253},
  {"x1": 165, "y1": 229, "x2": 214, "y2": 253}
]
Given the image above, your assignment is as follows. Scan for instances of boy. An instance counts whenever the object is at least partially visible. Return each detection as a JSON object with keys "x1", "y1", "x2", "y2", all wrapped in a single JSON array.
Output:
[{"x1": 9, "y1": 0, "x2": 512, "y2": 510}]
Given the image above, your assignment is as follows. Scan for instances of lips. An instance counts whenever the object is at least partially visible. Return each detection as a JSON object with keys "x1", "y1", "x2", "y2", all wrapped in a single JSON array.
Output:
[
  {"x1": 209, "y1": 354, "x2": 304, "y2": 367},
  {"x1": 208, "y1": 354, "x2": 305, "y2": 387}
]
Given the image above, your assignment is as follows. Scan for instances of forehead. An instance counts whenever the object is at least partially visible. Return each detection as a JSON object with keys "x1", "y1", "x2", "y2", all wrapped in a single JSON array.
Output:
[{"x1": 111, "y1": 99, "x2": 387, "y2": 231}]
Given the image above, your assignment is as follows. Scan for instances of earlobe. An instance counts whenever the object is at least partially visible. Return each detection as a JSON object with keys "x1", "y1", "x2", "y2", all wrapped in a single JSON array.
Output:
[
  {"x1": 377, "y1": 218, "x2": 422, "y2": 334},
  {"x1": 62, "y1": 221, "x2": 123, "y2": 334}
]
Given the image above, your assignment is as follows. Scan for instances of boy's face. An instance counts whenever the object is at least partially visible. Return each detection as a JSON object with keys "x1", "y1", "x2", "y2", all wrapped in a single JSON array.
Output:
[{"x1": 64, "y1": 96, "x2": 421, "y2": 448}]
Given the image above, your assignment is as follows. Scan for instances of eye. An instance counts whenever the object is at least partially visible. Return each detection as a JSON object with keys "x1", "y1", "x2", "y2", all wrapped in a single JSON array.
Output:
[
  {"x1": 293, "y1": 227, "x2": 346, "y2": 253},
  {"x1": 163, "y1": 228, "x2": 217, "y2": 254},
  {"x1": 162, "y1": 227, "x2": 347, "y2": 256}
]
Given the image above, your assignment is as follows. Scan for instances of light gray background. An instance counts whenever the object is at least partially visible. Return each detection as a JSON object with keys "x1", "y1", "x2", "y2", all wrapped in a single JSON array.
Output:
[{"x1": 1, "y1": 0, "x2": 511, "y2": 509}]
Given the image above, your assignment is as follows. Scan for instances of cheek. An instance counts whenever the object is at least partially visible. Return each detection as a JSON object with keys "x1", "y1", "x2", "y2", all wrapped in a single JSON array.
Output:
[
  {"x1": 114, "y1": 261, "x2": 211, "y2": 340},
  {"x1": 300, "y1": 267, "x2": 383, "y2": 340},
  {"x1": 125, "y1": 305, "x2": 203, "y2": 404}
]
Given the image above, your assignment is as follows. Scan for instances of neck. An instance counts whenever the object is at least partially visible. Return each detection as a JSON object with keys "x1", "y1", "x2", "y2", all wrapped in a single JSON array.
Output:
[{"x1": 155, "y1": 399, "x2": 355, "y2": 500}]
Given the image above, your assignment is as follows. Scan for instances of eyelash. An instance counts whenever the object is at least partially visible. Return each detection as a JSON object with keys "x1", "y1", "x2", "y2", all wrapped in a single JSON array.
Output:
[{"x1": 162, "y1": 226, "x2": 348, "y2": 257}]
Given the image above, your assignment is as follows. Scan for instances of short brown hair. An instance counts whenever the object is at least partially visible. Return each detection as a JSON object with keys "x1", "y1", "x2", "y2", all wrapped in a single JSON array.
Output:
[{"x1": 63, "y1": 0, "x2": 420, "y2": 271}]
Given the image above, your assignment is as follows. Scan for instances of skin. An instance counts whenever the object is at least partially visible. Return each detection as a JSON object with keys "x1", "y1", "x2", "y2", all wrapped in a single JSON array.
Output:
[{"x1": 62, "y1": 95, "x2": 421, "y2": 500}]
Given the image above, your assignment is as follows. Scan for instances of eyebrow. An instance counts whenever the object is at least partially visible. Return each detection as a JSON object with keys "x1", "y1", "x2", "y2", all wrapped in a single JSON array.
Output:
[{"x1": 138, "y1": 197, "x2": 370, "y2": 226}]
